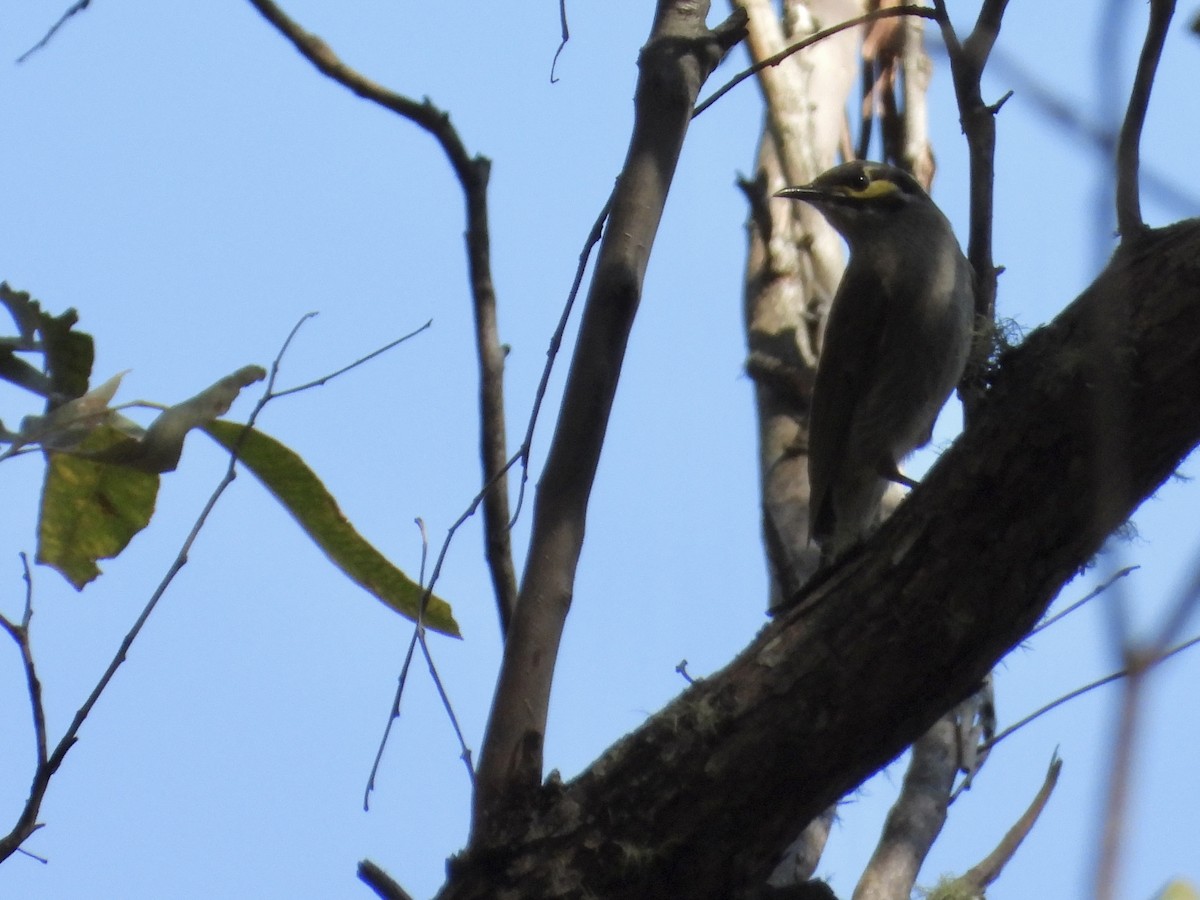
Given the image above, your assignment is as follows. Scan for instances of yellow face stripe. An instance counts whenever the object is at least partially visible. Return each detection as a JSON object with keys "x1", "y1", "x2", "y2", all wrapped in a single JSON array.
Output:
[{"x1": 842, "y1": 178, "x2": 900, "y2": 200}]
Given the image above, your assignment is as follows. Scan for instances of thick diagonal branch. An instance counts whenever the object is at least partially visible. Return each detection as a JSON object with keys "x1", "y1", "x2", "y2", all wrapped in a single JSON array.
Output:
[{"x1": 437, "y1": 220, "x2": 1200, "y2": 898}]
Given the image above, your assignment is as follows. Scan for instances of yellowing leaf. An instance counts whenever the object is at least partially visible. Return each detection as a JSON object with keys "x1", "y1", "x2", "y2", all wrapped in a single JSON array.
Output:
[
  {"x1": 37, "y1": 425, "x2": 159, "y2": 588},
  {"x1": 202, "y1": 420, "x2": 459, "y2": 637},
  {"x1": 1156, "y1": 880, "x2": 1200, "y2": 900}
]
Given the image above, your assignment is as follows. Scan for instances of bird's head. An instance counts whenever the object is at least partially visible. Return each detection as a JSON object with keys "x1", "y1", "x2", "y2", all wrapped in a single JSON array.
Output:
[{"x1": 775, "y1": 161, "x2": 936, "y2": 247}]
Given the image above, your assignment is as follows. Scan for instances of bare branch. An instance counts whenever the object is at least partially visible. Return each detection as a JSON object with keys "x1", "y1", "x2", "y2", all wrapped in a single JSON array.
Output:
[
  {"x1": 510, "y1": 190, "x2": 614, "y2": 527},
  {"x1": 694, "y1": 5, "x2": 937, "y2": 118},
  {"x1": 0, "y1": 557, "x2": 49, "y2": 861},
  {"x1": 854, "y1": 716, "x2": 958, "y2": 900},
  {"x1": 358, "y1": 860, "x2": 415, "y2": 900},
  {"x1": 1115, "y1": 0, "x2": 1176, "y2": 237},
  {"x1": 929, "y1": 0, "x2": 1010, "y2": 419},
  {"x1": 363, "y1": 603, "x2": 422, "y2": 811},
  {"x1": 1030, "y1": 565, "x2": 1139, "y2": 637},
  {"x1": 550, "y1": 0, "x2": 570, "y2": 83},
  {"x1": 470, "y1": 0, "x2": 747, "y2": 845},
  {"x1": 951, "y1": 754, "x2": 1062, "y2": 893},
  {"x1": 766, "y1": 806, "x2": 836, "y2": 888},
  {"x1": 16, "y1": 0, "x2": 92, "y2": 64},
  {"x1": 244, "y1": 0, "x2": 517, "y2": 633},
  {"x1": 986, "y1": 633, "x2": 1200, "y2": 753},
  {"x1": 927, "y1": 44, "x2": 1200, "y2": 214},
  {"x1": 271, "y1": 320, "x2": 432, "y2": 399}
]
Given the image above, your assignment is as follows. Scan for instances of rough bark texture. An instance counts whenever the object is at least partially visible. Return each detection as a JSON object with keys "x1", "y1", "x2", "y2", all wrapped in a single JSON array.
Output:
[{"x1": 436, "y1": 220, "x2": 1200, "y2": 899}]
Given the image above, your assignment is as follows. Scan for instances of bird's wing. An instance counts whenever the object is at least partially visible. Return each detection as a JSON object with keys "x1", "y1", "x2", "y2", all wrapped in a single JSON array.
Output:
[{"x1": 807, "y1": 260, "x2": 888, "y2": 538}]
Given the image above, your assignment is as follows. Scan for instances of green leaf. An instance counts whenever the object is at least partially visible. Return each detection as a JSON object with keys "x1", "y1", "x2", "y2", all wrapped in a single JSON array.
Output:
[
  {"x1": 0, "y1": 282, "x2": 93, "y2": 401},
  {"x1": 202, "y1": 420, "x2": 459, "y2": 637},
  {"x1": 37, "y1": 425, "x2": 160, "y2": 588}
]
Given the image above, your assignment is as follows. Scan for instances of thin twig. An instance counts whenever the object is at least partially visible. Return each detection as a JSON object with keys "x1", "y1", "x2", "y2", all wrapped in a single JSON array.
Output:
[
  {"x1": 271, "y1": 319, "x2": 432, "y2": 399},
  {"x1": 693, "y1": 5, "x2": 938, "y2": 118},
  {"x1": 1030, "y1": 565, "x2": 1138, "y2": 636},
  {"x1": 1115, "y1": 0, "x2": 1176, "y2": 237},
  {"x1": 0, "y1": 557, "x2": 50, "y2": 863},
  {"x1": 363, "y1": 616, "x2": 422, "y2": 811},
  {"x1": 1151, "y1": 529, "x2": 1200, "y2": 653},
  {"x1": 955, "y1": 44, "x2": 1200, "y2": 214},
  {"x1": 550, "y1": 0, "x2": 570, "y2": 83},
  {"x1": 984, "y1": 633, "x2": 1200, "y2": 752},
  {"x1": 364, "y1": 517, "x2": 476, "y2": 810},
  {"x1": 510, "y1": 190, "x2": 614, "y2": 526},
  {"x1": 418, "y1": 629, "x2": 475, "y2": 780},
  {"x1": 16, "y1": 0, "x2": 92, "y2": 64},
  {"x1": 363, "y1": 519, "x2": 431, "y2": 810}
]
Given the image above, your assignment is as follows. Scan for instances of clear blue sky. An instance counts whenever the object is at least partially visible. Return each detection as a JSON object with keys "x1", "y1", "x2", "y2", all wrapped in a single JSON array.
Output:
[{"x1": 1, "y1": 2, "x2": 1198, "y2": 898}]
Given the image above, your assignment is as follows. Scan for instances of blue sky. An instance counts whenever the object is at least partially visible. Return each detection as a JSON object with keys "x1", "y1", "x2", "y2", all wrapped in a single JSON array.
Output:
[{"x1": 1, "y1": 2, "x2": 1198, "y2": 898}]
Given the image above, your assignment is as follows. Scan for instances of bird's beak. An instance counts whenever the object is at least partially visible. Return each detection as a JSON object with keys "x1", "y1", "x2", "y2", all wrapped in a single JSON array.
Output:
[{"x1": 775, "y1": 185, "x2": 821, "y2": 201}]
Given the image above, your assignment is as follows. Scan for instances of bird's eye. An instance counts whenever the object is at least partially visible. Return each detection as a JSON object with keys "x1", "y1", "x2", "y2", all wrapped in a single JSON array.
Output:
[{"x1": 848, "y1": 172, "x2": 871, "y2": 191}]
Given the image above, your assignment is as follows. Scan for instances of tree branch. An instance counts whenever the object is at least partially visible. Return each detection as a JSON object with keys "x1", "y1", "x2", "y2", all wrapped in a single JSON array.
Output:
[
  {"x1": 930, "y1": 0, "x2": 1010, "y2": 418},
  {"x1": 469, "y1": 0, "x2": 747, "y2": 844},
  {"x1": 695, "y1": 5, "x2": 936, "y2": 119},
  {"x1": 853, "y1": 715, "x2": 957, "y2": 900},
  {"x1": 244, "y1": 0, "x2": 518, "y2": 632},
  {"x1": 944, "y1": 754, "x2": 1062, "y2": 895},
  {"x1": 1115, "y1": 0, "x2": 1176, "y2": 237},
  {"x1": 16, "y1": 0, "x2": 93, "y2": 64},
  {"x1": 436, "y1": 220, "x2": 1200, "y2": 898},
  {"x1": 358, "y1": 859, "x2": 415, "y2": 900}
]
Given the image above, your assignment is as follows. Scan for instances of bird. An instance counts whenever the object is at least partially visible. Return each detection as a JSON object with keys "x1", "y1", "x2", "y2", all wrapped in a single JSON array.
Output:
[{"x1": 776, "y1": 160, "x2": 974, "y2": 562}]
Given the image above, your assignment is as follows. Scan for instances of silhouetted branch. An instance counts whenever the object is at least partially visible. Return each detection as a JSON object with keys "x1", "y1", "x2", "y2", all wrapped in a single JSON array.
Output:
[
  {"x1": 359, "y1": 859, "x2": 414, "y2": 900},
  {"x1": 16, "y1": 0, "x2": 92, "y2": 64},
  {"x1": 929, "y1": 0, "x2": 1010, "y2": 418},
  {"x1": 1115, "y1": 0, "x2": 1176, "y2": 237}
]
